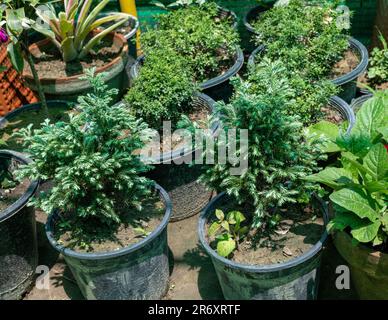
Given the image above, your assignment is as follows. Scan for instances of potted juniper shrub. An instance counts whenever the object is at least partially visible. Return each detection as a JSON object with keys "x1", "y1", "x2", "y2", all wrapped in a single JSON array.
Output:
[
  {"x1": 130, "y1": 0, "x2": 244, "y2": 102},
  {"x1": 198, "y1": 62, "x2": 328, "y2": 300},
  {"x1": 247, "y1": 57, "x2": 355, "y2": 131},
  {"x1": 125, "y1": 46, "x2": 218, "y2": 221},
  {"x1": 14, "y1": 71, "x2": 172, "y2": 300},
  {"x1": 0, "y1": 150, "x2": 39, "y2": 300},
  {"x1": 248, "y1": 0, "x2": 368, "y2": 103},
  {"x1": 23, "y1": 0, "x2": 138, "y2": 102},
  {"x1": 306, "y1": 91, "x2": 388, "y2": 299},
  {"x1": 358, "y1": 32, "x2": 388, "y2": 95}
]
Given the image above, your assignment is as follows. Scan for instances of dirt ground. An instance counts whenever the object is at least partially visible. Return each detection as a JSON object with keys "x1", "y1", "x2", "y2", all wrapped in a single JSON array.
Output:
[{"x1": 24, "y1": 209, "x2": 358, "y2": 300}]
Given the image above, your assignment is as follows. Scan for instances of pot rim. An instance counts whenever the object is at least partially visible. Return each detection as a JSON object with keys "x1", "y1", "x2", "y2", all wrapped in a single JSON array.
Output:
[
  {"x1": 328, "y1": 95, "x2": 355, "y2": 135},
  {"x1": 130, "y1": 45, "x2": 244, "y2": 91},
  {"x1": 45, "y1": 183, "x2": 172, "y2": 260},
  {"x1": 0, "y1": 100, "x2": 75, "y2": 128},
  {"x1": 23, "y1": 32, "x2": 129, "y2": 83},
  {"x1": 198, "y1": 192, "x2": 329, "y2": 273},
  {"x1": 248, "y1": 37, "x2": 368, "y2": 86},
  {"x1": 115, "y1": 92, "x2": 219, "y2": 164},
  {"x1": 243, "y1": 3, "x2": 275, "y2": 34},
  {"x1": 0, "y1": 150, "x2": 39, "y2": 223},
  {"x1": 350, "y1": 93, "x2": 373, "y2": 113},
  {"x1": 97, "y1": 13, "x2": 140, "y2": 40}
]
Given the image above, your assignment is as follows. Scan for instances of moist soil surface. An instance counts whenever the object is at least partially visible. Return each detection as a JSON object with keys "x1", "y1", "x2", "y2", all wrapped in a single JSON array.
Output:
[
  {"x1": 0, "y1": 105, "x2": 72, "y2": 152},
  {"x1": 24, "y1": 37, "x2": 121, "y2": 78},
  {"x1": 331, "y1": 49, "x2": 360, "y2": 79},
  {"x1": 206, "y1": 201, "x2": 324, "y2": 265},
  {"x1": 56, "y1": 195, "x2": 165, "y2": 253}
]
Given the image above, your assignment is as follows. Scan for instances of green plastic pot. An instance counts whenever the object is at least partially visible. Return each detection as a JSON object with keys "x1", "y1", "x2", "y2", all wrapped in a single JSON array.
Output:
[
  {"x1": 333, "y1": 231, "x2": 388, "y2": 300},
  {"x1": 198, "y1": 192, "x2": 329, "y2": 300}
]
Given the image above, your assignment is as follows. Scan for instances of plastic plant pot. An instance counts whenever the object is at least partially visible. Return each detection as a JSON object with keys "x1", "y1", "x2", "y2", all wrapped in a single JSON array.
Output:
[
  {"x1": 23, "y1": 32, "x2": 131, "y2": 103},
  {"x1": 248, "y1": 37, "x2": 369, "y2": 103},
  {"x1": 0, "y1": 150, "x2": 39, "y2": 300},
  {"x1": 243, "y1": 3, "x2": 275, "y2": 53},
  {"x1": 198, "y1": 192, "x2": 329, "y2": 300},
  {"x1": 350, "y1": 92, "x2": 373, "y2": 115},
  {"x1": 0, "y1": 100, "x2": 74, "y2": 152},
  {"x1": 333, "y1": 231, "x2": 388, "y2": 300},
  {"x1": 118, "y1": 93, "x2": 219, "y2": 222},
  {"x1": 45, "y1": 183, "x2": 172, "y2": 300},
  {"x1": 327, "y1": 95, "x2": 356, "y2": 135}
]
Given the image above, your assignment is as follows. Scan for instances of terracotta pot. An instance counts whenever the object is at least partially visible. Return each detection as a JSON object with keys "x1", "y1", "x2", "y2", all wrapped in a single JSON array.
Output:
[
  {"x1": 333, "y1": 231, "x2": 388, "y2": 300},
  {"x1": 23, "y1": 32, "x2": 129, "y2": 103}
]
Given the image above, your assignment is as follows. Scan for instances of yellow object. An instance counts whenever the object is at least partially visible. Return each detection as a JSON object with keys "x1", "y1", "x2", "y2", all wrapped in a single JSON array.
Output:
[{"x1": 119, "y1": 0, "x2": 142, "y2": 56}]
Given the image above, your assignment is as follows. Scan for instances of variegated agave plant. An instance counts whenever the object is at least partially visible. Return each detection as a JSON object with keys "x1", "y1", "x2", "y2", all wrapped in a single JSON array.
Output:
[{"x1": 36, "y1": 0, "x2": 132, "y2": 62}]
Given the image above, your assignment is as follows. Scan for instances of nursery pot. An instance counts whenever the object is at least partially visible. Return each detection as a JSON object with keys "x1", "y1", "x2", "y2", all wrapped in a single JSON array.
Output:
[
  {"x1": 350, "y1": 93, "x2": 373, "y2": 114},
  {"x1": 333, "y1": 231, "x2": 388, "y2": 300},
  {"x1": 248, "y1": 37, "x2": 369, "y2": 103},
  {"x1": 23, "y1": 32, "x2": 129, "y2": 103},
  {"x1": 328, "y1": 95, "x2": 356, "y2": 135},
  {"x1": 45, "y1": 184, "x2": 172, "y2": 300},
  {"x1": 142, "y1": 93, "x2": 219, "y2": 222},
  {"x1": 198, "y1": 193, "x2": 329, "y2": 300},
  {"x1": 0, "y1": 150, "x2": 39, "y2": 300},
  {"x1": 97, "y1": 13, "x2": 139, "y2": 57},
  {"x1": 130, "y1": 46, "x2": 244, "y2": 103},
  {"x1": 243, "y1": 3, "x2": 275, "y2": 53},
  {"x1": 0, "y1": 100, "x2": 74, "y2": 153}
]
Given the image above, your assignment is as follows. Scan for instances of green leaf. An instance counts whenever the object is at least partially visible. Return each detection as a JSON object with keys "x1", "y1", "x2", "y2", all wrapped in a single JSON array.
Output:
[
  {"x1": 330, "y1": 188, "x2": 378, "y2": 222},
  {"x1": 352, "y1": 95, "x2": 387, "y2": 141},
  {"x1": 221, "y1": 220, "x2": 230, "y2": 232},
  {"x1": 306, "y1": 121, "x2": 340, "y2": 152},
  {"x1": 363, "y1": 143, "x2": 388, "y2": 180},
  {"x1": 215, "y1": 209, "x2": 224, "y2": 221},
  {"x1": 306, "y1": 167, "x2": 353, "y2": 190},
  {"x1": 226, "y1": 211, "x2": 246, "y2": 225},
  {"x1": 216, "y1": 238, "x2": 236, "y2": 257},
  {"x1": 378, "y1": 127, "x2": 388, "y2": 142},
  {"x1": 7, "y1": 42, "x2": 24, "y2": 73},
  {"x1": 208, "y1": 221, "x2": 221, "y2": 236},
  {"x1": 351, "y1": 221, "x2": 381, "y2": 243},
  {"x1": 327, "y1": 211, "x2": 363, "y2": 233}
]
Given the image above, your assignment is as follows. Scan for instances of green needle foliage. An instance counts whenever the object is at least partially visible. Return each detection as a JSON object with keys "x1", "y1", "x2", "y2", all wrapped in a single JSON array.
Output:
[
  {"x1": 14, "y1": 70, "x2": 155, "y2": 240},
  {"x1": 306, "y1": 91, "x2": 388, "y2": 250},
  {"x1": 125, "y1": 47, "x2": 198, "y2": 130},
  {"x1": 201, "y1": 59, "x2": 325, "y2": 230},
  {"x1": 141, "y1": 1, "x2": 239, "y2": 83}
]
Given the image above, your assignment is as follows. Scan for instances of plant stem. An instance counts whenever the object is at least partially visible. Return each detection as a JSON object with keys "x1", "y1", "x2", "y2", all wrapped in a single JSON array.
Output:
[{"x1": 25, "y1": 51, "x2": 48, "y2": 117}]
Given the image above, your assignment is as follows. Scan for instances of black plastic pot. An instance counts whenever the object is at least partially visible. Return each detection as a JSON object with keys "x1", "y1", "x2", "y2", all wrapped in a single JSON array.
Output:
[
  {"x1": 198, "y1": 192, "x2": 329, "y2": 300},
  {"x1": 350, "y1": 93, "x2": 373, "y2": 114},
  {"x1": 0, "y1": 101, "x2": 74, "y2": 152},
  {"x1": 328, "y1": 95, "x2": 356, "y2": 135},
  {"x1": 0, "y1": 150, "x2": 39, "y2": 300},
  {"x1": 243, "y1": 3, "x2": 274, "y2": 53},
  {"x1": 45, "y1": 183, "x2": 172, "y2": 300},
  {"x1": 143, "y1": 93, "x2": 219, "y2": 222},
  {"x1": 248, "y1": 37, "x2": 369, "y2": 103},
  {"x1": 130, "y1": 46, "x2": 244, "y2": 103}
]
